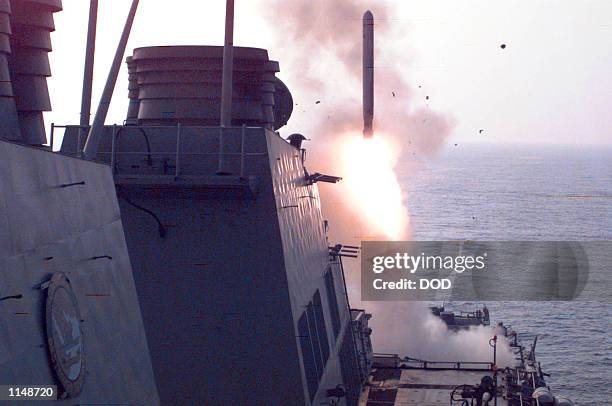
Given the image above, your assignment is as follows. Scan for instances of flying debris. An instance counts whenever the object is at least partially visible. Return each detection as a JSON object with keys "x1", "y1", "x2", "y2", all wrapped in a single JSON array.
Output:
[
  {"x1": 426, "y1": 95, "x2": 430, "y2": 100},
  {"x1": 392, "y1": 91, "x2": 395, "y2": 97},
  {"x1": 500, "y1": 43, "x2": 507, "y2": 49},
  {"x1": 479, "y1": 129, "x2": 485, "y2": 134},
  {"x1": 363, "y1": 10, "x2": 374, "y2": 138},
  {"x1": 315, "y1": 100, "x2": 321, "y2": 104}
]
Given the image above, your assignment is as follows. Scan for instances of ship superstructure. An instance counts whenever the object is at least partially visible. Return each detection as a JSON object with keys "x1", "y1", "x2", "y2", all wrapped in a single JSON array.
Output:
[
  {"x1": 60, "y1": 44, "x2": 371, "y2": 405},
  {"x1": 431, "y1": 304, "x2": 491, "y2": 330},
  {"x1": 0, "y1": 1, "x2": 158, "y2": 404}
]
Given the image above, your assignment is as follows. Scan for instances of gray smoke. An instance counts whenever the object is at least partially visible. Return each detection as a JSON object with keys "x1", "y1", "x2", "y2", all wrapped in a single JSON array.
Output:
[
  {"x1": 265, "y1": 0, "x2": 454, "y2": 157},
  {"x1": 264, "y1": 0, "x2": 512, "y2": 366},
  {"x1": 366, "y1": 301, "x2": 514, "y2": 366}
]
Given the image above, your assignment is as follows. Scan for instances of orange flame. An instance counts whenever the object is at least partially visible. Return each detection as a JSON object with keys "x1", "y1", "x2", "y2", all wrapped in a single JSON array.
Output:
[{"x1": 339, "y1": 132, "x2": 409, "y2": 240}]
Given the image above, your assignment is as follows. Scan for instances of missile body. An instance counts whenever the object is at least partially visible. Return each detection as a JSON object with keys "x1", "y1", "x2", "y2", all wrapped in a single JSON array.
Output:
[{"x1": 363, "y1": 10, "x2": 374, "y2": 138}]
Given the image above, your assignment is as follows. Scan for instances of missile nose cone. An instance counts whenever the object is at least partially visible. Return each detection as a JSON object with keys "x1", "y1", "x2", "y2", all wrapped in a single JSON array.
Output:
[{"x1": 363, "y1": 10, "x2": 374, "y2": 22}]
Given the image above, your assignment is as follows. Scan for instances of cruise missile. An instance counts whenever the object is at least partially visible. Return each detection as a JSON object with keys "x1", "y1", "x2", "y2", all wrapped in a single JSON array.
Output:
[{"x1": 363, "y1": 10, "x2": 374, "y2": 138}]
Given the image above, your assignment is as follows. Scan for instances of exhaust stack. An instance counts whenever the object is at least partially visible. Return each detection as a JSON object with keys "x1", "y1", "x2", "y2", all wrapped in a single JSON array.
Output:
[
  {"x1": 0, "y1": 0, "x2": 21, "y2": 141},
  {"x1": 8, "y1": 0, "x2": 62, "y2": 145},
  {"x1": 363, "y1": 10, "x2": 374, "y2": 138}
]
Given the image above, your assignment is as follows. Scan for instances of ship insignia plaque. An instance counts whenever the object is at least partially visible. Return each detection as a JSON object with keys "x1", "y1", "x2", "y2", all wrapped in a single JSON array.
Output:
[{"x1": 45, "y1": 273, "x2": 85, "y2": 398}]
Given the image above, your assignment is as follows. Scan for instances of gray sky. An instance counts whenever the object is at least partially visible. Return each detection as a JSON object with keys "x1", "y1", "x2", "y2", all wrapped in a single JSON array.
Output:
[{"x1": 47, "y1": 1, "x2": 612, "y2": 146}]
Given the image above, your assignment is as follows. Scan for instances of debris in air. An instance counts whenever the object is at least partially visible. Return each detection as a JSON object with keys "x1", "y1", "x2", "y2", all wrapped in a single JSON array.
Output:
[
  {"x1": 315, "y1": 100, "x2": 321, "y2": 104},
  {"x1": 500, "y1": 44, "x2": 507, "y2": 49},
  {"x1": 392, "y1": 91, "x2": 395, "y2": 97},
  {"x1": 479, "y1": 129, "x2": 485, "y2": 134}
]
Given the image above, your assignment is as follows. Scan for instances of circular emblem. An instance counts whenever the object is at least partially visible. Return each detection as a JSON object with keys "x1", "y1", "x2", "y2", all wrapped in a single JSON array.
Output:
[{"x1": 45, "y1": 273, "x2": 85, "y2": 398}]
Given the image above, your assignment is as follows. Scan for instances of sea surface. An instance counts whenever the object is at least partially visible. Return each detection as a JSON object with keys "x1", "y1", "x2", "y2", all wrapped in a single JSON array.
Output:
[{"x1": 398, "y1": 143, "x2": 611, "y2": 405}]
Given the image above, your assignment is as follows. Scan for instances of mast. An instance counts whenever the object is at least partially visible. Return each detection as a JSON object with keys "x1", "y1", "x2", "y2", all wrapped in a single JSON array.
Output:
[
  {"x1": 78, "y1": 0, "x2": 98, "y2": 155},
  {"x1": 83, "y1": 0, "x2": 140, "y2": 160}
]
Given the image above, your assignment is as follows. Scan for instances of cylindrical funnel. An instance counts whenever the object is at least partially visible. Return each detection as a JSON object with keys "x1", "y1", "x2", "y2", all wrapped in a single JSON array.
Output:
[
  {"x1": 125, "y1": 56, "x2": 139, "y2": 125},
  {"x1": 8, "y1": 0, "x2": 62, "y2": 145},
  {"x1": 129, "y1": 46, "x2": 292, "y2": 130},
  {"x1": 0, "y1": 0, "x2": 21, "y2": 141},
  {"x1": 363, "y1": 10, "x2": 374, "y2": 138}
]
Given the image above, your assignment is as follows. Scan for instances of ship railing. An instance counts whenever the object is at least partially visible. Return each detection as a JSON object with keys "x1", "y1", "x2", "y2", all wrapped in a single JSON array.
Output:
[
  {"x1": 51, "y1": 123, "x2": 267, "y2": 178},
  {"x1": 372, "y1": 353, "x2": 494, "y2": 371},
  {"x1": 49, "y1": 123, "x2": 83, "y2": 154},
  {"x1": 400, "y1": 359, "x2": 494, "y2": 371}
]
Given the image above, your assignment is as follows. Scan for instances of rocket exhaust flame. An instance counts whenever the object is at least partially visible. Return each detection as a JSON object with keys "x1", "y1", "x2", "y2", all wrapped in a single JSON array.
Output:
[
  {"x1": 340, "y1": 133, "x2": 408, "y2": 240},
  {"x1": 264, "y1": 0, "x2": 458, "y2": 362},
  {"x1": 363, "y1": 10, "x2": 374, "y2": 138}
]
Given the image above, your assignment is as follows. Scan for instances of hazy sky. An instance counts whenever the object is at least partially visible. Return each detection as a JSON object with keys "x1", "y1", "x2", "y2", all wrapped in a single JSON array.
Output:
[{"x1": 46, "y1": 1, "x2": 611, "y2": 146}]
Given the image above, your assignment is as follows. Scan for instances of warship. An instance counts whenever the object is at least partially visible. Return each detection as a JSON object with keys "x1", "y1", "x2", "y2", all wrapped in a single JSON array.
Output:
[
  {"x1": 0, "y1": 1, "x2": 575, "y2": 405},
  {"x1": 430, "y1": 304, "x2": 491, "y2": 330}
]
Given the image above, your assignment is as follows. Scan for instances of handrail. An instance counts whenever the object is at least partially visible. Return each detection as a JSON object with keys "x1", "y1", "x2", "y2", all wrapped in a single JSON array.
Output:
[
  {"x1": 52, "y1": 124, "x2": 264, "y2": 130},
  {"x1": 100, "y1": 151, "x2": 265, "y2": 156},
  {"x1": 50, "y1": 124, "x2": 91, "y2": 154},
  {"x1": 53, "y1": 124, "x2": 268, "y2": 178},
  {"x1": 108, "y1": 124, "x2": 262, "y2": 178},
  {"x1": 373, "y1": 353, "x2": 494, "y2": 371}
]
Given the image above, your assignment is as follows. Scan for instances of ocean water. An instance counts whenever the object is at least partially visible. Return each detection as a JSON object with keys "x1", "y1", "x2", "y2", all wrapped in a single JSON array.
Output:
[{"x1": 399, "y1": 143, "x2": 612, "y2": 405}]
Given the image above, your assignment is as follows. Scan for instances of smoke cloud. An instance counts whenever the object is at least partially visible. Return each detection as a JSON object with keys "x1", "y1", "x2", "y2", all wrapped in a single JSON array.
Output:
[
  {"x1": 265, "y1": 0, "x2": 454, "y2": 156},
  {"x1": 264, "y1": 0, "x2": 509, "y2": 366},
  {"x1": 368, "y1": 302, "x2": 514, "y2": 367}
]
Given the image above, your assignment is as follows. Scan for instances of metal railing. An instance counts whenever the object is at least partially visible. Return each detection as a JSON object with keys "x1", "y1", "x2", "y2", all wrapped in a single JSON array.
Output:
[
  {"x1": 51, "y1": 123, "x2": 267, "y2": 178},
  {"x1": 50, "y1": 123, "x2": 90, "y2": 156},
  {"x1": 373, "y1": 353, "x2": 494, "y2": 371}
]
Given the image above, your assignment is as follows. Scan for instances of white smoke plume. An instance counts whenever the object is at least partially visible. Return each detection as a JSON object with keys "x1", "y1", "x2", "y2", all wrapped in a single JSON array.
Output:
[
  {"x1": 264, "y1": 0, "x2": 511, "y2": 366},
  {"x1": 369, "y1": 302, "x2": 514, "y2": 366}
]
